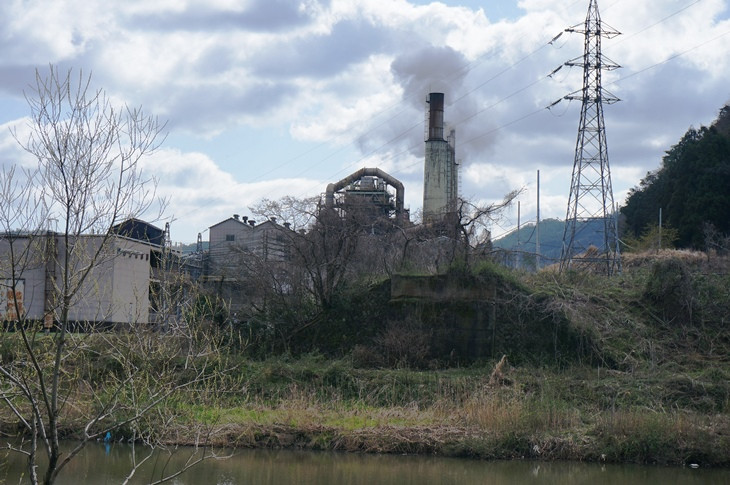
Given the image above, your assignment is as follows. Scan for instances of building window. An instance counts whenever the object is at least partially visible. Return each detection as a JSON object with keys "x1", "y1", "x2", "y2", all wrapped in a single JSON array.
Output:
[{"x1": 226, "y1": 234, "x2": 235, "y2": 241}]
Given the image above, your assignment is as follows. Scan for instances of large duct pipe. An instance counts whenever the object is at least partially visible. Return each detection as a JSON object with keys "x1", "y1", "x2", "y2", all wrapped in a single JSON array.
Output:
[
  {"x1": 427, "y1": 92, "x2": 445, "y2": 141},
  {"x1": 325, "y1": 167, "x2": 405, "y2": 217}
]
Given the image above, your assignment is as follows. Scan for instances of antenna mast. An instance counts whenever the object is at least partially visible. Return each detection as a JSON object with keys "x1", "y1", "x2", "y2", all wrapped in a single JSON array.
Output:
[{"x1": 560, "y1": 0, "x2": 621, "y2": 275}]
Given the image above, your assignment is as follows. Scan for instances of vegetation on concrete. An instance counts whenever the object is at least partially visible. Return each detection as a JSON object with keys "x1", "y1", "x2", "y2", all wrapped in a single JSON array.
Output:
[{"x1": 3, "y1": 250, "x2": 727, "y2": 469}]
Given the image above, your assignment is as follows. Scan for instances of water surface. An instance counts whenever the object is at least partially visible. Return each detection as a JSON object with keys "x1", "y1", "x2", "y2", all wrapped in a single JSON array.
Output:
[{"x1": 2, "y1": 442, "x2": 727, "y2": 484}]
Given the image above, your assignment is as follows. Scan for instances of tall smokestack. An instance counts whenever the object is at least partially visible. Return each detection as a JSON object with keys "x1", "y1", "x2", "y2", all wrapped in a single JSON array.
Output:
[
  {"x1": 423, "y1": 92, "x2": 457, "y2": 225},
  {"x1": 427, "y1": 92, "x2": 445, "y2": 141}
]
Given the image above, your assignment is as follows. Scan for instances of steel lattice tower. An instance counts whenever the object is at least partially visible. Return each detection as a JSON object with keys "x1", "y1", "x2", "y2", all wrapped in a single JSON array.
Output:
[{"x1": 560, "y1": 0, "x2": 621, "y2": 275}]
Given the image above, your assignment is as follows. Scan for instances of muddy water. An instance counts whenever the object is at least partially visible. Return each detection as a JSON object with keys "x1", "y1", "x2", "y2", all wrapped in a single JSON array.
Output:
[{"x1": 2, "y1": 442, "x2": 728, "y2": 484}]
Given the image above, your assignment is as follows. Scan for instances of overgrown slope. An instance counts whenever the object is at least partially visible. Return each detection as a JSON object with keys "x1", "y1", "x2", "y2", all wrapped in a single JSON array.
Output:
[{"x1": 622, "y1": 104, "x2": 730, "y2": 248}]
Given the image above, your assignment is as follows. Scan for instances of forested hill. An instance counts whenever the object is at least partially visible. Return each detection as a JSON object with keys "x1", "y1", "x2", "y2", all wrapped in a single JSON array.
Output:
[{"x1": 621, "y1": 104, "x2": 730, "y2": 249}]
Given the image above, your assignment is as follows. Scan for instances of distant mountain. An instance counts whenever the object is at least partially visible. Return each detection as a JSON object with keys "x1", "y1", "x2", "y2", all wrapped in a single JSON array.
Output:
[
  {"x1": 492, "y1": 218, "x2": 563, "y2": 265},
  {"x1": 176, "y1": 241, "x2": 209, "y2": 254},
  {"x1": 492, "y1": 218, "x2": 609, "y2": 266}
]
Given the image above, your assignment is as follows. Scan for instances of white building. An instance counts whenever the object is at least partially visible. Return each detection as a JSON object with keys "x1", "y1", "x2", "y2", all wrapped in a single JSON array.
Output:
[{"x1": 1, "y1": 229, "x2": 162, "y2": 327}]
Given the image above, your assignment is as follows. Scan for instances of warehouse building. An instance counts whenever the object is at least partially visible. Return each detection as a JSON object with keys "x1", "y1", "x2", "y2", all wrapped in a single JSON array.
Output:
[{"x1": 1, "y1": 229, "x2": 161, "y2": 327}]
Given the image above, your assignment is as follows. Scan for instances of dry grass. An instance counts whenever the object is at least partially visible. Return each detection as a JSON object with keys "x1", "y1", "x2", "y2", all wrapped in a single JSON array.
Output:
[
  {"x1": 4, "y1": 251, "x2": 730, "y2": 465},
  {"x1": 622, "y1": 249, "x2": 708, "y2": 268}
]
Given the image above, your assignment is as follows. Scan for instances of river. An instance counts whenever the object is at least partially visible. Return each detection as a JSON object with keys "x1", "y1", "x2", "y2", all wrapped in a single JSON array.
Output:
[{"x1": 1, "y1": 442, "x2": 728, "y2": 484}]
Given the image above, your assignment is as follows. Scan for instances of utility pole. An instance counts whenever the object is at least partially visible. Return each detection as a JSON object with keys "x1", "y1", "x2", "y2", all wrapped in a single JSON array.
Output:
[
  {"x1": 560, "y1": 0, "x2": 621, "y2": 275},
  {"x1": 515, "y1": 200, "x2": 522, "y2": 269},
  {"x1": 658, "y1": 208, "x2": 662, "y2": 251},
  {"x1": 535, "y1": 170, "x2": 540, "y2": 271}
]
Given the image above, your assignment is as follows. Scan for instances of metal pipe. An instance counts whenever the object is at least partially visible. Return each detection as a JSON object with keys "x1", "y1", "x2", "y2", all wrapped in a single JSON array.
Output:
[{"x1": 325, "y1": 167, "x2": 405, "y2": 217}]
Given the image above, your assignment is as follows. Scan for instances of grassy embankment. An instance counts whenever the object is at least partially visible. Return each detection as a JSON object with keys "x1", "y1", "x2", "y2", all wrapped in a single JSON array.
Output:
[{"x1": 2, "y1": 250, "x2": 729, "y2": 467}]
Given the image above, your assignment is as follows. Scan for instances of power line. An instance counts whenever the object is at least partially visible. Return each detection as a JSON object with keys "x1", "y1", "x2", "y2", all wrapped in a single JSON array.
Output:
[
  {"x1": 462, "y1": 1, "x2": 719, "y2": 247},
  {"x1": 173, "y1": 1, "x2": 724, "y2": 239},
  {"x1": 560, "y1": 0, "x2": 621, "y2": 275},
  {"x1": 613, "y1": 0, "x2": 703, "y2": 45},
  {"x1": 611, "y1": 27, "x2": 730, "y2": 85},
  {"x1": 310, "y1": 1, "x2": 716, "y2": 203}
]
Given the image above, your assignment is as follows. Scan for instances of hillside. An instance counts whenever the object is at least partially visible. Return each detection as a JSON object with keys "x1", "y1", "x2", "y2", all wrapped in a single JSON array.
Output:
[
  {"x1": 492, "y1": 218, "x2": 608, "y2": 265},
  {"x1": 622, "y1": 104, "x2": 730, "y2": 248},
  {"x1": 223, "y1": 250, "x2": 730, "y2": 465}
]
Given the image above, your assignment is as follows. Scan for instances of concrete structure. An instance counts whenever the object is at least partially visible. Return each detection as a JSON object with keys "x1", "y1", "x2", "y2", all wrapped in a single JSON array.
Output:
[
  {"x1": 205, "y1": 215, "x2": 292, "y2": 317},
  {"x1": 423, "y1": 92, "x2": 458, "y2": 224},
  {"x1": 207, "y1": 215, "x2": 290, "y2": 277},
  {"x1": 1, "y1": 232, "x2": 157, "y2": 327}
]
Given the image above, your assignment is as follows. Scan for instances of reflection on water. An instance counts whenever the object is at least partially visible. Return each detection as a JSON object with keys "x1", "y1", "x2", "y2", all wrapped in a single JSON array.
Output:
[{"x1": 1, "y1": 441, "x2": 728, "y2": 484}]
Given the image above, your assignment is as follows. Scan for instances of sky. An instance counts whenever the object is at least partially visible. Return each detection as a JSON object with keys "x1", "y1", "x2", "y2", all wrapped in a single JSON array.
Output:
[{"x1": 1, "y1": 0, "x2": 729, "y2": 244}]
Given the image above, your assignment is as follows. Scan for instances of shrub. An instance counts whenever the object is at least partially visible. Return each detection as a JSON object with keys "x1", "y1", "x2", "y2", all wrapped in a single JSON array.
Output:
[
  {"x1": 643, "y1": 258, "x2": 694, "y2": 324},
  {"x1": 373, "y1": 318, "x2": 431, "y2": 368}
]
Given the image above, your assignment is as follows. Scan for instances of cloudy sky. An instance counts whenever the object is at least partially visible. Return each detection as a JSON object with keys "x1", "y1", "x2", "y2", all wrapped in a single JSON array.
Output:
[{"x1": 1, "y1": 0, "x2": 729, "y2": 244}]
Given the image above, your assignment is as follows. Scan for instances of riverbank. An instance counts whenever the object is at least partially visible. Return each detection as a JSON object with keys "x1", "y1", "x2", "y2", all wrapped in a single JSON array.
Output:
[
  {"x1": 145, "y1": 356, "x2": 727, "y2": 468},
  {"x1": 3, "y1": 345, "x2": 729, "y2": 468},
  {"x1": 2, "y1": 250, "x2": 729, "y2": 468},
  {"x1": 166, "y1": 252, "x2": 729, "y2": 467}
]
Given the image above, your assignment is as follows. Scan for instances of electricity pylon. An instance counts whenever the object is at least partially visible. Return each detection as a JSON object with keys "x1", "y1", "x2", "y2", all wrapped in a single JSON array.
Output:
[{"x1": 560, "y1": 0, "x2": 621, "y2": 275}]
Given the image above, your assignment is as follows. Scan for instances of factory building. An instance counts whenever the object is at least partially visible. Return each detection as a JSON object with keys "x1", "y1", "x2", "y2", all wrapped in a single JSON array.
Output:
[
  {"x1": 423, "y1": 92, "x2": 458, "y2": 224},
  {"x1": 1, "y1": 91, "x2": 465, "y2": 330},
  {"x1": 0, "y1": 219, "x2": 207, "y2": 329},
  {"x1": 1, "y1": 212, "x2": 295, "y2": 330},
  {"x1": 205, "y1": 215, "x2": 292, "y2": 316},
  {"x1": 1, "y1": 227, "x2": 163, "y2": 328},
  {"x1": 324, "y1": 167, "x2": 408, "y2": 229},
  {"x1": 207, "y1": 215, "x2": 290, "y2": 276}
]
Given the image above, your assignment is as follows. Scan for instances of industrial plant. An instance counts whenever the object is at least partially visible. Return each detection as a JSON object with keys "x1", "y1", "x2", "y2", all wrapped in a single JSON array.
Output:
[
  {"x1": 324, "y1": 167, "x2": 408, "y2": 229},
  {"x1": 1, "y1": 91, "x2": 464, "y2": 328}
]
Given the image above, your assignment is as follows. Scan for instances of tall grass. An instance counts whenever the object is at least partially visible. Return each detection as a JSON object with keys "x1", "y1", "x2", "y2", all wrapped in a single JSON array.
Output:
[{"x1": 3, "y1": 252, "x2": 729, "y2": 464}]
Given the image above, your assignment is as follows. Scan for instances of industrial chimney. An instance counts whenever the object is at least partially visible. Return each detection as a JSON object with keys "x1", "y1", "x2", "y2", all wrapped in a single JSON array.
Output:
[
  {"x1": 423, "y1": 92, "x2": 458, "y2": 224},
  {"x1": 427, "y1": 92, "x2": 445, "y2": 141}
]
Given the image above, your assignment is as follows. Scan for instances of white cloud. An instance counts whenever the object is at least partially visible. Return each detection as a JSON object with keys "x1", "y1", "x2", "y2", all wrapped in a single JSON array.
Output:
[
  {"x1": 0, "y1": 118, "x2": 39, "y2": 169},
  {"x1": 0, "y1": 0, "x2": 728, "y2": 242},
  {"x1": 140, "y1": 148, "x2": 326, "y2": 241}
]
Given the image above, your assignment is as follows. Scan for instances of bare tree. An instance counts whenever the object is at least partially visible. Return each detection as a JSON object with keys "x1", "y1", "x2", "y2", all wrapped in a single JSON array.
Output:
[
  {"x1": 250, "y1": 190, "x2": 521, "y2": 294},
  {"x1": 250, "y1": 196, "x2": 358, "y2": 310},
  {"x1": 251, "y1": 196, "x2": 402, "y2": 309},
  {"x1": 394, "y1": 192, "x2": 521, "y2": 274},
  {"x1": 239, "y1": 191, "x2": 520, "y2": 353},
  {"x1": 452, "y1": 191, "x2": 521, "y2": 268},
  {"x1": 250, "y1": 195, "x2": 319, "y2": 232},
  {"x1": 244, "y1": 196, "x2": 392, "y2": 351},
  {"x1": 0, "y1": 66, "x2": 219, "y2": 484}
]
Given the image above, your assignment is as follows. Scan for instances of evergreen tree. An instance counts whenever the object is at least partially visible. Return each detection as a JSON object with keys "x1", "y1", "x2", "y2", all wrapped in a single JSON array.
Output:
[{"x1": 622, "y1": 105, "x2": 730, "y2": 249}]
